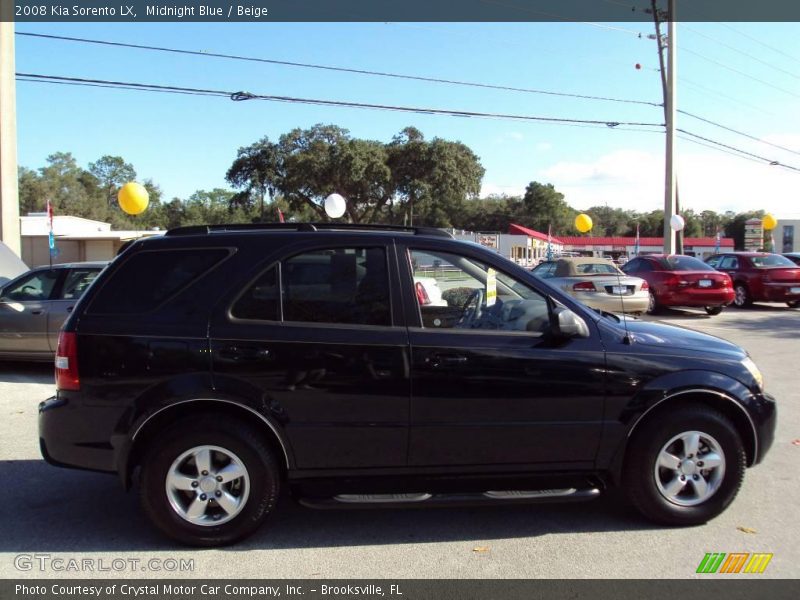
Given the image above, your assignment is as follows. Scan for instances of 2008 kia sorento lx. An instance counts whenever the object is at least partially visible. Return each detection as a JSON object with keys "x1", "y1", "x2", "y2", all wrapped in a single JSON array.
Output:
[{"x1": 39, "y1": 223, "x2": 776, "y2": 546}]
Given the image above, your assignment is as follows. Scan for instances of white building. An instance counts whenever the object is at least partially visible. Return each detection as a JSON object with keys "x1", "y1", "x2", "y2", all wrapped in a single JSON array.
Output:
[{"x1": 21, "y1": 214, "x2": 162, "y2": 268}]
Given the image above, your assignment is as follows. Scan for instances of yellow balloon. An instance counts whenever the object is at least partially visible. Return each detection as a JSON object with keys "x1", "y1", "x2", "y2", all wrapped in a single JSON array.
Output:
[
  {"x1": 575, "y1": 213, "x2": 593, "y2": 233},
  {"x1": 762, "y1": 214, "x2": 777, "y2": 230},
  {"x1": 118, "y1": 182, "x2": 149, "y2": 215}
]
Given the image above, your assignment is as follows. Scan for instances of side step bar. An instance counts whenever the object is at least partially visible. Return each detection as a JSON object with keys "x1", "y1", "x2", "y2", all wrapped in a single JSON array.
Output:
[{"x1": 298, "y1": 488, "x2": 601, "y2": 510}]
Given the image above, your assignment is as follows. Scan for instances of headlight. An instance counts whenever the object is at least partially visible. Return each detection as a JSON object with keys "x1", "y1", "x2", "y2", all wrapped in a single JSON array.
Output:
[{"x1": 741, "y1": 357, "x2": 764, "y2": 391}]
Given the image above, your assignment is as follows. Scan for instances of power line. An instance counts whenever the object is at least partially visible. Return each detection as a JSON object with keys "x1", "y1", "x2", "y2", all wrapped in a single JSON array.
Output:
[
  {"x1": 681, "y1": 46, "x2": 800, "y2": 100},
  {"x1": 16, "y1": 73, "x2": 665, "y2": 128},
  {"x1": 16, "y1": 31, "x2": 662, "y2": 107},
  {"x1": 683, "y1": 25, "x2": 800, "y2": 81},
  {"x1": 720, "y1": 23, "x2": 800, "y2": 66},
  {"x1": 678, "y1": 110, "x2": 800, "y2": 157},
  {"x1": 677, "y1": 134, "x2": 773, "y2": 166},
  {"x1": 676, "y1": 129, "x2": 800, "y2": 173},
  {"x1": 678, "y1": 77, "x2": 775, "y2": 117}
]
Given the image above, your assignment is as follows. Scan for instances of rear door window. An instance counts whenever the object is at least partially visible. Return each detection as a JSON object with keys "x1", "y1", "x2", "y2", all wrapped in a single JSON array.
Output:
[
  {"x1": 89, "y1": 249, "x2": 229, "y2": 314},
  {"x1": 719, "y1": 256, "x2": 739, "y2": 270},
  {"x1": 233, "y1": 247, "x2": 391, "y2": 327},
  {"x1": 59, "y1": 269, "x2": 101, "y2": 300}
]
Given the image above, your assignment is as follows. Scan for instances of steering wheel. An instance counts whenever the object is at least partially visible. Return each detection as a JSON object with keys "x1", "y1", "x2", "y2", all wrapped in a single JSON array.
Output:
[{"x1": 458, "y1": 288, "x2": 484, "y2": 327}]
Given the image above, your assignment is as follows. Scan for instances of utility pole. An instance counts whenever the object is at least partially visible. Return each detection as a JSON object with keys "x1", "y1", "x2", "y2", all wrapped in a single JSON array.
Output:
[
  {"x1": 0, "y1": 10, "x2": 21, "y2": 256},
  {"x1": 651, "y1": 0, "x2": 677, "y2": 255}
]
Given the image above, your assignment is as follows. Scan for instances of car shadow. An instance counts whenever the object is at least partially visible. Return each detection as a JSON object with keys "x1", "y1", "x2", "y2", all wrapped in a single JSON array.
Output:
[
  {"x1": 0, "y1": 459, "x2": 661, "y2": 552},
  {"x1": 0, "y1": 361, "x2": 53, "y2": 384}
]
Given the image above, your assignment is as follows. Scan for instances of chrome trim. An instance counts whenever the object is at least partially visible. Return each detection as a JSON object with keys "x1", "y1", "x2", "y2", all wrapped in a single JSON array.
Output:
[
  {"x1": 131, "y1": 398, "x2": 291, "y2": 468},
  {"x1": 627, "y1": 388, "x2": 758, "y2": 465}
]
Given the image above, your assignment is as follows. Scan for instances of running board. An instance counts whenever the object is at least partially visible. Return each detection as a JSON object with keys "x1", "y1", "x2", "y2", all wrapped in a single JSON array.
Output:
[{"x1": 298, "y1": 488, "x2": 600, "y2": 510}]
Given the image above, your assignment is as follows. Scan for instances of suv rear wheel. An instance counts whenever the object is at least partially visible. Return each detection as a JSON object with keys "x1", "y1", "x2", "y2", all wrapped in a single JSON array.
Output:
[
  {"x1": 624, "y1": 405, "x2": 745, "y2": 525},
  {"x1": 139, "y1": 416, "x2": 280, "y2": 546}
]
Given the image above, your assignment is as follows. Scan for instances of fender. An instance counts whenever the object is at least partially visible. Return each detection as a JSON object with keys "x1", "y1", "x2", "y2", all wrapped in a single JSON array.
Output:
[
  {"x1": 114, "y1": 373, "x2": 294, "y2": 488},
  {"x1": 597, "y1": 369, "x2": 759, "y2": 479}
]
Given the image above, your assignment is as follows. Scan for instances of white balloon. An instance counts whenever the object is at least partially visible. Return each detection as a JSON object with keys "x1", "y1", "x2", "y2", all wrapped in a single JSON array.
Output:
[
  {"x1": 324, "y1": 193, "x2": 347, "y2": 219},
  {"x1": 670, "y1": 214, "x2": 685, "y2": 232}
]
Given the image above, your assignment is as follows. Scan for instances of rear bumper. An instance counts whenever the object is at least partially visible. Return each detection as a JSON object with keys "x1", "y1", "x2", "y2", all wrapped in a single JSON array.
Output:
[
  {"x1": 572, "y1": 292, "x2": 650, "y2": 314},
  {"x1": 659, "y1": 288, "x2": 734, "y2": 307},
  {"x1": 38, "y1": 395, "x2": 116, "y2": 474},
  {"x1": 760, "y1": 283, "x2": 800, "y2": 302}
]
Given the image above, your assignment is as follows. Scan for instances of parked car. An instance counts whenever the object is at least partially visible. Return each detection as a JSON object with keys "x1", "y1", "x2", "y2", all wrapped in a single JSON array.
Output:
[
  {"x1": 532, "y1": 257, "x2": 649, "y2": 315},
  {"x1": 39, "y1": 223, "x2": 776, "y2": 546},
  {"x1": 782, "y1": 252, "x2": 800, "y2": 266},
  {"x1": 621, "y1": 254, "x2": 734, "y2": 315},
  {"x1": 705, "y1": 252, "x2": 800, "y2": 308},
  {"x1": 0, "y1": 262, "x2": 106, "y2": 361}
]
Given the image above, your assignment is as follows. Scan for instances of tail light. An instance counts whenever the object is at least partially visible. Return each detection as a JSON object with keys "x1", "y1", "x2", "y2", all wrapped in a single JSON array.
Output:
[
  {"x1": 415, "y1": 281, "x2": 431, "y2": 305},
  {"x1": 722, "y1": 276, "x2": 732, "y2": 288},
  {"x1": 641, "y1": 281, "x2": 649, "y2": 291},
  {"x1": 55, "y1": 331, "x2": 80, "y2": 391},
  {"x1": 573, "y1": 281, "x2": 596, "y2": 292}
]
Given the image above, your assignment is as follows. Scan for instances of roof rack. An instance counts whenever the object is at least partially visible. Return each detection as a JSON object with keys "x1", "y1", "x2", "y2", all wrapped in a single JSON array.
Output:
[{"x1": 165, "y1": 222, "x2": 453, "y2": 239}]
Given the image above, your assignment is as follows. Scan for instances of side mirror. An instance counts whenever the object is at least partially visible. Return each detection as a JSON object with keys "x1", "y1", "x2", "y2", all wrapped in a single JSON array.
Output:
[{"x1": 552, "y1": 307, "x2": 590, "y2": 339}]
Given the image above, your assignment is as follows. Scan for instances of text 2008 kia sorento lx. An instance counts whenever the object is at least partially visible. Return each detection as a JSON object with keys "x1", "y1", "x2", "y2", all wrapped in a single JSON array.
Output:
[{"x1": 39, "y1": 224, "x2": 776, "y2": 546}]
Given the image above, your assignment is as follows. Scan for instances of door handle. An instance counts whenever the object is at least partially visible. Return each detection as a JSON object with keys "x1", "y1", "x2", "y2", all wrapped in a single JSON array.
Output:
[
  {"x1": 66, "y1": 306, "x2": 74, "y2": 313},
  {"x1": 219, "y1": 345, "x2": 271, "y2": 361},
  {"x1": 30, "y1": 310, "x2": 43, "y2": 315},
  {"x1": 428, "y1": 353, "x2": 468, "y2": 368}
]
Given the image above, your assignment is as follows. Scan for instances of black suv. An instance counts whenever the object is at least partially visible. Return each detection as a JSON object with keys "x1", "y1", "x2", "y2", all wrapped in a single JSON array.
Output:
[{"x1": 39, "y1": 224, "x2": 776, "y2": 546}]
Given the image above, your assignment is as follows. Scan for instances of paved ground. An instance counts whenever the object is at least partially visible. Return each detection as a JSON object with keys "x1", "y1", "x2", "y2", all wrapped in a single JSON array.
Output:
[{"x1": 1, "y1": 303, "x2": 797, "y2": 579}]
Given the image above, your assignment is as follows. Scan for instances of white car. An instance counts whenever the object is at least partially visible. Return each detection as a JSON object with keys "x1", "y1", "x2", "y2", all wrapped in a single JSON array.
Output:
[{"x1": 413, "y1": 277, "x2": 448, "y2": 306}]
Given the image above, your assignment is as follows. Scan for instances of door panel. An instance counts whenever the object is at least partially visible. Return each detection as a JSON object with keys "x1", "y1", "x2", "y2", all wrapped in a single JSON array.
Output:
[
  {"x1": 402, "y1": 244, "x2": 606, "y2": 468},
  {"x1": 210, "y1": 242, "x2": 411, "y2": 470},
  {"x1": 0, "y1": 268, "x2": 62, "y2": 355}
]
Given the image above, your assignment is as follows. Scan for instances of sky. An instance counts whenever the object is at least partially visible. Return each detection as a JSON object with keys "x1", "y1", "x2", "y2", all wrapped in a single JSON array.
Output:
[{"x1": 12, "y1": 17, "x2": 800, "y2": 220}]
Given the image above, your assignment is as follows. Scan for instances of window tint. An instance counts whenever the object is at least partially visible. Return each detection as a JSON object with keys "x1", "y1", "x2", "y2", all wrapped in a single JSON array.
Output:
[
  {"x1": 532, "y1": 262, "x2": 556, "y2": 278},
  {"x1": 575, "y1": 262, "x2": 620, "y2": 275},
  {"x1": 60, "y1": 269, "x2": 101, "y2": 300},
  {"x1": 1, "y1": 270, "x2": 59, "y2": 301},
  {"x1": 662, "y1": 256, "x2": 715, "y2": 272},
  {"x1": 410, "y1": 249, "x2": 550, "y2": 333},
  {"x1": 231, "y1": 266, "x2": 279, "y2": 321},
  {"x1": 705, "y1": 256, "x2": 721, "y2": 268},
  {"x1": 750, "y1": 254, "x2": 795, "y2": 268},
  {"x1": 89, "y1": 249, "x2": 228, "y2": 314},
  {"x1": 720, "y1": 256, "x2": 739, "y2": 270},
  {"x1": 282, "y1": 248, "x2": 390, "y2": 326}
]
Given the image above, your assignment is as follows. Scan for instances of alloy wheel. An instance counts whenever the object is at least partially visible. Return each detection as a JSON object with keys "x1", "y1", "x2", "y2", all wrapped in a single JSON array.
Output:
[
  {"x1": 165, "y1": 445, "x2": 250, "y2": 526},
  {"x1": 654, "y1": 430, "x2": 726, "y2": 507}
]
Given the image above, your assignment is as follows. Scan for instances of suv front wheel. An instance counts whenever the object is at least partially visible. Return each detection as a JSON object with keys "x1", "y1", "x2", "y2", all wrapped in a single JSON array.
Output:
[
  {"x1": 624, "y1": 405, "x2": 745, "y2": 525},
  {"x1": 139, "y1": 416, "x2": 280, "y2": 546}
]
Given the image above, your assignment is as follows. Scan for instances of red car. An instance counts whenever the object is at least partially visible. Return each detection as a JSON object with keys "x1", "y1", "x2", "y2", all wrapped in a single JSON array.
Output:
[
  {"x1": 705, "y1": 252, "x2": 800, "y2": 308},
  {"x1": 621, "y1": 254, "x2": 734, "y2": 315}
]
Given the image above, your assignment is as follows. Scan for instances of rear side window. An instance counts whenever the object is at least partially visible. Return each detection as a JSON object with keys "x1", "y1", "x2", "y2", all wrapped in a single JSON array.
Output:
[
  {"x1": 60, "y1": 269, "x2": 101, "y2": 300},
  {"x1": 663, "y1": 256, "x2": 715, "y2": 272},
  {"x1": 233, "y1": 247, "x2": 391, "y2": 327},
  {"x1": 89, "y1": 249, "x2": 229, "y2": 314}
]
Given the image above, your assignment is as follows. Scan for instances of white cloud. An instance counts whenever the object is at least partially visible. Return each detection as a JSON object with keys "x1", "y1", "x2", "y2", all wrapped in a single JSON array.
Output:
[
  {"x1": 481, "y1": 182, "x2": 526, "y2": 197},
  {"x1": 535, "y1": 142, "x2": 552, "y2": 152},
  {"x1": 537, "y1": 148, "x2": 800, "y2": 214},
  {"x1": 492, "y1": 131, "x2": 525, "y2": 144}
]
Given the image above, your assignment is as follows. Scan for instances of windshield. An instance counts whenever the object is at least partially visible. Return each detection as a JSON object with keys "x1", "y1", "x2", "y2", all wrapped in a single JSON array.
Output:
[
  {"x1": 661, "y1": 256, "x2": 715, "y2": 272},
  {"x1": 750, "y1": 254, "x2": 796, "y2": 268}
]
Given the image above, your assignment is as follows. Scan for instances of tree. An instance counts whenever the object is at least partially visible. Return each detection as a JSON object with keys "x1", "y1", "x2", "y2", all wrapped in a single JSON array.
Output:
[
  {"x1": 226, "y1": 124, "x2": 485, "y2": 226},
  {"x1": 88, "y1": 155, "x2": 137, "y2": 208},
  {"x1": 521, "y1": 182, "x2": 575, "y2": 235}
]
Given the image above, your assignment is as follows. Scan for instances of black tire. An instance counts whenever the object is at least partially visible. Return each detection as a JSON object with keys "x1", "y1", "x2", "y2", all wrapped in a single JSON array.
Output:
[
  {"x1": 704, "y1": 306, "x2": 723, "y2": 316},
  {"x1": 647, "y1": 291, "x2": 660, "y2": 315},
  {"x1": 787, "y1": 300, "x2": 800, "y2": 308},
  {"x1": 139, "y1": 416, "x2": 280, "y2": 546},
  {"x1": 733, "y1": 284, "x2": 752, "y2": 308},
  {"x1": 623, "y1": 405, "x2": 745, "y2": 526}
]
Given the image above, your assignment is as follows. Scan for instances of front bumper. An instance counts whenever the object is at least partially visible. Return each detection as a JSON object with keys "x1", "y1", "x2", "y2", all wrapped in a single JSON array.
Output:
[{"x1": 751, "y1": 391, "x2": 777, "y2": 465}]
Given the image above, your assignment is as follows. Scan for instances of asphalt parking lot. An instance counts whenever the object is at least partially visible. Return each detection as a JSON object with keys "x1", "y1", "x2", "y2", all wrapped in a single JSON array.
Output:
[{"x1": 1, "y1": 304, "x2": 797, "y2": 579}]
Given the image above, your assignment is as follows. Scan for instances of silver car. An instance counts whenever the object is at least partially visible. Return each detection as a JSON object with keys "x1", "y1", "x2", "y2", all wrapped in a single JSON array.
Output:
[
  {"x1": 532, "y1": 257, "x2": 649, "y2": 315},
  {"x1": 0, "y1": 262, "x2": 106, "y2": 361}
]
